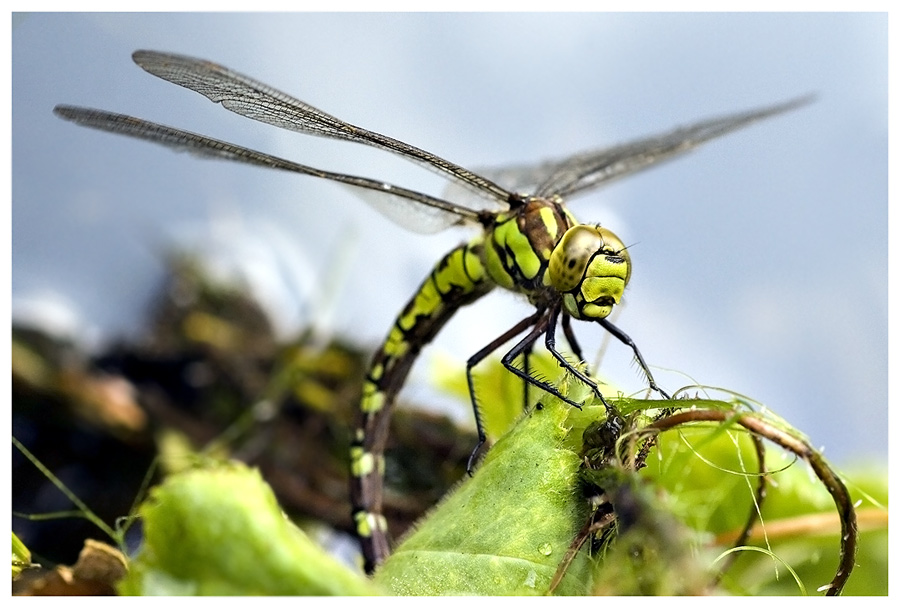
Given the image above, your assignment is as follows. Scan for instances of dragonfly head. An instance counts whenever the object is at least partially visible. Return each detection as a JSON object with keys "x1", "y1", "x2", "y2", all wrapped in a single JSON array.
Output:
[{"x1": 548, "y1": 224, "x2": 631, "y2": 320}]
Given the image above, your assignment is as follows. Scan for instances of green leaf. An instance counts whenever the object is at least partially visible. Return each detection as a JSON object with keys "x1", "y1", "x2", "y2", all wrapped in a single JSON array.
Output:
[
  {"x1": 374, "y1": 396, "x2": 596, "y2": 595},
  {"x1": 119, "y1": 463, "x2": 379, "y2": 596},
  {"x1": 642, "y1": 417, "x2": 887, "y2": 595}
]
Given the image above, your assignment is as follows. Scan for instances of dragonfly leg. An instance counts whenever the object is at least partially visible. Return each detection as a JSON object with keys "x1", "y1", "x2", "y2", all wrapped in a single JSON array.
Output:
[
  {"x1": 598, "y1": 317, "x2": 670, "y2": 399},
  {"x1": 545, "y1": 307, "x2": 613, "y2": 412},
  {"x1": 465, "y1": 310, "x2": 544, "y2": 474},
  {"x1": 499, "y1": 315, "x2": 587, "y2": 408},
  {"x1": 522, "y1": 342, "x2": 532, "y2": 411},
  {"x1": 561, "y1": 313, "x2": 586, "y2": 370},
  {"x1": 496, "y1": 310, "x2": 589, "y2": 412}
]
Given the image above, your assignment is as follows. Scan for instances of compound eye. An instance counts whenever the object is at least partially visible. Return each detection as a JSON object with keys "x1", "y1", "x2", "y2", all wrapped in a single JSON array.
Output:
[
  {"x1": 549, "y1": 225, "x2": 606, "y2": 292},
  {"x1": 593, "y1": 226, "x2": 631, "y2": 284}
]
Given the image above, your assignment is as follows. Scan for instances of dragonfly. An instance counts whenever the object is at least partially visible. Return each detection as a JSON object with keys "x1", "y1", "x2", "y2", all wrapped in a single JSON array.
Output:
[{"x1": 55, "y1": 50, "x2": 811, "y2": 574}]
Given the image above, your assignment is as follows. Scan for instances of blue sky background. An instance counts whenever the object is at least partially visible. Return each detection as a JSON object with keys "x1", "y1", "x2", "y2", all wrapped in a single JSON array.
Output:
[{"x1": 12, "y1": 13, "x2": 887, "y2": 464}]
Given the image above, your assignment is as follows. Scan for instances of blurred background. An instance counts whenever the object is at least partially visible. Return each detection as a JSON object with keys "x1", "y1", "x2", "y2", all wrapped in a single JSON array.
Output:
[{"x1": 12, "y1": 12, "x2": 887, "y2": 470}]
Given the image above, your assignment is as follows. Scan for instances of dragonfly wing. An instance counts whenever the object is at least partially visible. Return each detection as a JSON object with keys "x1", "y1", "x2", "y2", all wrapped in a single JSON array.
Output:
[
  {"x1": 132, "y1": 50, "x2": 514, "y2": 210},
  {"x1": 346, "y1": 186, "x2": 476, "y2": 233},
  {"x1": 53, "y1": 106, "x2": 476, "y2": 234},
  {"x1": 534, "y1": 95, "x2": 815, "y2": 199},
  {"x1": 441, "y1": 159, "x2": 562, "y2": 208}
]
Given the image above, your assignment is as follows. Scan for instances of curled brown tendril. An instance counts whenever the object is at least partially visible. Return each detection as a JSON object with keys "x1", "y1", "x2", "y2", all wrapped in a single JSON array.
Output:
[{"x1": 641, "y1": 409, "x2": 858, "y2": 596}]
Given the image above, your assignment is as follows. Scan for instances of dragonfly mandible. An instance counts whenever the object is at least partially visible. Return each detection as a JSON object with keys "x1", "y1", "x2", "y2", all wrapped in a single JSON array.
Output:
[{"x1": 54, "y1": 50, "x2": 811, "y2": 574}]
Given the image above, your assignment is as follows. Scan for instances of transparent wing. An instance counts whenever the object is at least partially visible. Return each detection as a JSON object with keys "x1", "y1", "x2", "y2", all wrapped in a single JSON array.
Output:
[
  {"x1": 53, "y1": 106, "x2": 479, "y2": 234},
  {"x1": 442, "y1": 96, "x2": 813, "y2": 207},
  {"x1": 131, "y1": 50, "x2": 513, "y2": 213},
  {"x1": 441, "y1": 159, "x2": 565, "y2": 208},
  {"x1": 533, "y1": 95, "x2": 815, "y2": 199}
]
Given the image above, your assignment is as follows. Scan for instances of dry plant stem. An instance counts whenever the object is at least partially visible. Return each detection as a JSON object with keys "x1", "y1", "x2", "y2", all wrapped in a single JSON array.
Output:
[
  {"x1": 547, "y1": 510, "x2": 616, "y2": 595},
  {"x1": 716, "y1": 507, "x2": 885, "y2": 545},
  {"x1": 644, "y1": 409, "x2": 858, "y2": 596}
]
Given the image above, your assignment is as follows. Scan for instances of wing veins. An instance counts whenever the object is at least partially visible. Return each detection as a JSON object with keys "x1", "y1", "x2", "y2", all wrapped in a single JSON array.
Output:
[
  {"x1": 132, "y1": 50, "x2": 513, "y2": 205},
  {"x1": 535, "y1": 95, "x2": 815, "y2": 199},
  {"x1": 53, "y1": 105, "x2": 480, "y2": 233}
]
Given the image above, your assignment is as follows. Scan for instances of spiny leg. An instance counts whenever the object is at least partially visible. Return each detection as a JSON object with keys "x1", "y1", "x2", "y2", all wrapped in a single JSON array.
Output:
[
  {"x1": 598, "y1": 317, "x2": 670, "y2": 399},
  {"x1": 522, "y1": 341, "x2": 532, "y2": 411},
  {"x1": 547, "y1": 310, "x2": 630, "y2": 449},
  {"x1": 544, "y1": 306, "x2": 613, "y2": 411},
  {"x1": 561, "y1": 312, "x2": 586, "y2": 367},
  {"x1": 498, "y1": 313, "x2": 590, "y2": 411},
  {"x1": 466, "y1": 308, "x2": 591, "y2": 472},
  {"x1": 464, "y1": 310, "x2": 544, "y2": 474},
  {"x1": 470, "y1": 311, "x2": 603, "y2": 472}
]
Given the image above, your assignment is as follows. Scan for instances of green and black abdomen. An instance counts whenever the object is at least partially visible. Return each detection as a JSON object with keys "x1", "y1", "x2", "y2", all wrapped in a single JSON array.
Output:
[{"x1": 350, "y1": 239, "x2": 492, "y2": 572}]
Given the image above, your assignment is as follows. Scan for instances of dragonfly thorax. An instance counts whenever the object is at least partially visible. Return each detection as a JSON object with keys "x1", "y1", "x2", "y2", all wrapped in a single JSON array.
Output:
[
  {"x1": 481, "y1": 197, "x2": 576, "y2": 300},
  {"x1": 480, "y1": 197, "x2": 630, "y2": 319},
  {"x1": 548, "y1": 224, "x2": 631, "y2": 321}
]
